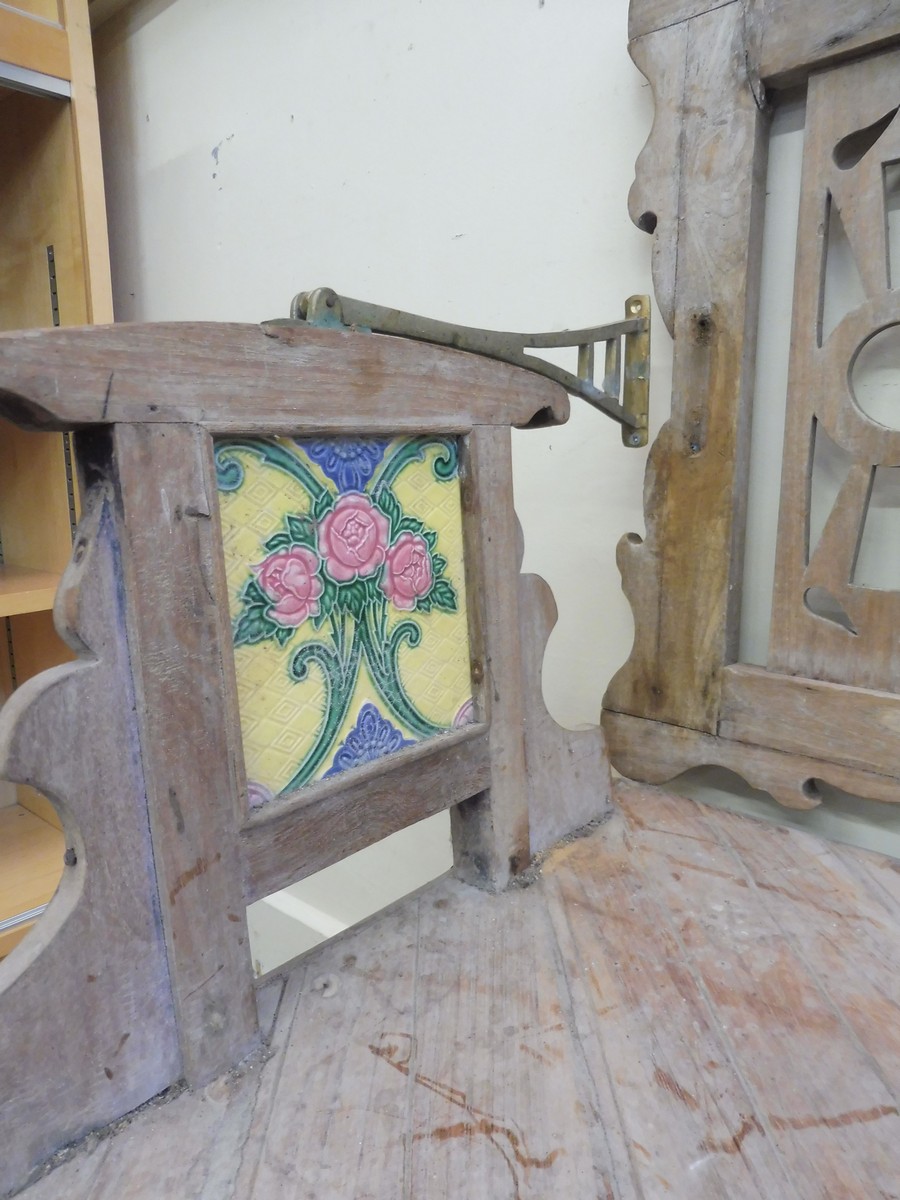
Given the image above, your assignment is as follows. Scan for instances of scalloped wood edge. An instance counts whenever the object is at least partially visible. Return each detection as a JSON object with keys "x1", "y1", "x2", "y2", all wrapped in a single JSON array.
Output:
[
  {"x1": 605, "y1": 2, "x2": 768, "y2": 735},
  {"x1": 603, "y1": 710, "x2": 900, "y2": 811},
  {"x1": 0, "y1": 324, "x2": 598, "y2": 1196},
  {"x1": 0, "y1": 483, "x2": 180, "y2": 1199},
  {"x1": 607, "y1": 0, "x2": 900, "y2": 815},
  {"x1": 519, "y1": 572, "x2": 613, "y2": 855},
  {"x1": 0, "y1": 322, "x2": 569, "y2": 434}
]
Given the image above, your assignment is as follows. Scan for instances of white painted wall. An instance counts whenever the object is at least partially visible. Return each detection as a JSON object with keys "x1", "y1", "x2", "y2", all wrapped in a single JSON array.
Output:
[
  {"x1": 92, "y1": 0, "x2": 900, "y2": 968},
  {"x1": 94, "y1": 0, "x2": 662, "y2": 730}
]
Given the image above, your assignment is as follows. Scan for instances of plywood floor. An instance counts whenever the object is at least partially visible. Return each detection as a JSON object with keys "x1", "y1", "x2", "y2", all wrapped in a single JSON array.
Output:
[{"x1": 21, "y1": 782, "x2": 900, "y2": 1199}]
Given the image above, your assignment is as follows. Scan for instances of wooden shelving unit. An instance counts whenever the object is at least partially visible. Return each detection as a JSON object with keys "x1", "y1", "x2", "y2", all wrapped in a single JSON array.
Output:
[
  {"x1": 0, "y1": 0, "x2": 112, "y2": 960},
  {"x1": 0, "y1": 805, "x2": 65, "y2": 958},
  {"x1": 0, "y1": 566, "x2": 61, "y2": 618}
]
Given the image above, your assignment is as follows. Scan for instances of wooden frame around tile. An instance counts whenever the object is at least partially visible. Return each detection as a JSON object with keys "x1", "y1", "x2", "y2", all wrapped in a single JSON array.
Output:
[{"x1": 0, "y1": 319, "x2": 611, "y2": 1196}]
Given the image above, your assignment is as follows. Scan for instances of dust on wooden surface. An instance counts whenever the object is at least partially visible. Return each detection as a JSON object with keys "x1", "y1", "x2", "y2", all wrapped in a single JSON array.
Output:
[{"x1": 20, "y1": 781, "x2": 900, "y2": 1200}]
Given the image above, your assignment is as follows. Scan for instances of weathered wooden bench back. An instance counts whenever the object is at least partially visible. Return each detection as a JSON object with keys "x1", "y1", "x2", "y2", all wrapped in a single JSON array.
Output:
[
  {"x1": 603, "y1": 1, "x2": 900, "y2": 812},
  {"x1": 0, "y1": 320, "x2": 610, "y2": 1196}
]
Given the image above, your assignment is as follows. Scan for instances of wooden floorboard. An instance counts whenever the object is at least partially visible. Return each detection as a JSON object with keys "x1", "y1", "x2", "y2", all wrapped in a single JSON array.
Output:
[
  {"x1": 705, "y1": 802, "x2": 900, "y2": 1093},
  {"x1": 20, "y1": 783, "x2": 900, "y2": 1200},
  {"x1": 543, "y1": 816, "x2": 797, "y2": 1198},
  {"x1": 831, "y1": 837, "x2": 900, "y2": 917},
  {"x1": 614, "y1": 787, "x2": 900, "y2": 1198}
]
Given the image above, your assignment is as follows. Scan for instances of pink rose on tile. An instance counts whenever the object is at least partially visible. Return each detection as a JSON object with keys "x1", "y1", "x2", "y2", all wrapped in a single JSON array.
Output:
[
  {"x1": 318, "y1": 493, "x2": 390, "y2": 582},
  {"x1": 254, "y1": 545, "x2": 323, "y2": 626},
  {"x1": 381, "y1": 532, "x2": 433, "y2": 610}
]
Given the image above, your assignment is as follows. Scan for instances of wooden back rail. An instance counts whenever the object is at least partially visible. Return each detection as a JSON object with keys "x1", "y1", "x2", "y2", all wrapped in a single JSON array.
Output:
[
  {"x1": 0, "y1": 321, "x2": 611, "y2": 1198},
  {"x1": 603, "y1": 0, "x2": 900, "y2": 810}
]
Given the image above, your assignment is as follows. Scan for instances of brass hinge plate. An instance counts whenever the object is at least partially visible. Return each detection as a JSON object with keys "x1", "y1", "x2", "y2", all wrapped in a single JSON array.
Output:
[{"x1": 269, "y1": 289, "x2": 651, "y2": 447}]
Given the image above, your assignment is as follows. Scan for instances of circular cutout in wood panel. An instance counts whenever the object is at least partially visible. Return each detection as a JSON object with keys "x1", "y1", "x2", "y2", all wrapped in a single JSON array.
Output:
[
  {"x1": 850, "y1": 324, "x2": 900, "y2": 429},
  {"x1": 0, "y1": 792, "x2": 66, "y2": 966}
]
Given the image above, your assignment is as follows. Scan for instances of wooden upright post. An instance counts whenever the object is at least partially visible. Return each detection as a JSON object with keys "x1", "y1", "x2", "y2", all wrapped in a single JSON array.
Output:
[
  {"x1": 112, "y1": 422, "x2": 259, "y2": 1085},
  {"x1": 451, "y1": 425, "x2": 530, "y2": 890}
]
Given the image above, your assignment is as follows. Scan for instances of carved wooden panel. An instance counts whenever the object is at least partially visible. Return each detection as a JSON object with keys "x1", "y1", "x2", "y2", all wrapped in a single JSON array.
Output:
[
  {"x1": 604, "y1": 1, "x2": 769, "y2": 733},
  {"x1": 604, "y1": 0, "x2": 900, "y2": 810},
  {"x1": 0, "y1": 320, "x2": 613, "y2": 1196},
  {"x1": 769, "y1": 47, "x2": 900, "y2": 692},
  {"x1": 0, "y1": 478, "x2": 181, "y2": 1198}
]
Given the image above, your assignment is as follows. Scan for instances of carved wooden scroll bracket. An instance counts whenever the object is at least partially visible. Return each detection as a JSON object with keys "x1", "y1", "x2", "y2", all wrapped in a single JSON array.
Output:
[{"x1": 0, "y1": 478, "x2": 180, "y2": 1198}]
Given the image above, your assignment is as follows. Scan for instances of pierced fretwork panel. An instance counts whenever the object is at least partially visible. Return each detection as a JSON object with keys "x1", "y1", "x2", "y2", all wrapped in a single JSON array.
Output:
[{"x1": 769, "y1": 47, "x2": 900, "y2": 691}]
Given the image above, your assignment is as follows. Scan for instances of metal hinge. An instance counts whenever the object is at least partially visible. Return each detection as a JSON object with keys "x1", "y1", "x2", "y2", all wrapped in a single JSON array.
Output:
[{"x1": 276, "y1": 288, "x2": 651, "y2": 447}]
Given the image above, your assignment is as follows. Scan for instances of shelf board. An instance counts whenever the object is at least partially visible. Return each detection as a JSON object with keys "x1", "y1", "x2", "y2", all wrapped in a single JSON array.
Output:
[
  {"x1": 0, "y1": 58, "x2": 71, "y2": 99},
  {"x1": 0, "y1": 565, "x2": 61, "y2": 618},
  {"x1": 0, "y1": 803, "x2": 64, "y2": 959}
]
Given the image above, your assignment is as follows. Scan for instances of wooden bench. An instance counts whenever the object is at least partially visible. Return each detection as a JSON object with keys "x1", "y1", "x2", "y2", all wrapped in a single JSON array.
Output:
[
  {"x1": 0, "y1": 317, "x2": 611, "y2": 1197},
  {"x1": 3, "y1": 0, "x2": 900, "y2": 1194}
]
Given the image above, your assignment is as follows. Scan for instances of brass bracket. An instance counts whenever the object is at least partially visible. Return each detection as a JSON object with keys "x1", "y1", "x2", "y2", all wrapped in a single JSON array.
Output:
[{"x1": 274, "y1": 288, "x2": 651, "y2": 447}]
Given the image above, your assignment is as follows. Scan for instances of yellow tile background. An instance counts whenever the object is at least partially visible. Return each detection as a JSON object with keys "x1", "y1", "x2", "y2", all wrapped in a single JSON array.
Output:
[{"x1": 216, "y1": 436, "x2": 473, "y2": 799}]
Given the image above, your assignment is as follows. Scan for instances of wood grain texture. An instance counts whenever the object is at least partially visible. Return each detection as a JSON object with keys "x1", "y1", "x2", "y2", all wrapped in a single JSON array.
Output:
[
  {"x1": 627, "y1": 22, "x2": 688, "y2": 336},
  {"x1": 628, "y1": 0, "x2": 733, "y2": 41},
  {"x1": 241, "y1": 726, "x2": 492, "y2": 905},
  {"x1": 543, "y1": 800, "x2": 805, "y2": 1198},
  {"x1": 110, "y1": 423, "x2": 259, "y2": 1086},
  {"x1": 618, "y1": 7, "x2": 900, "y2": 808},
  {"x1": 0, "y1": 5, "x2": 70, "y2": 78},
  {"x1": 707, "y1": 801, "x2": 900, "y2": 1090},
  {"x1": 768, "y1": 48, "x2": 900, "y2": 695},
  {"x1": 747, "y1": 0, "x2": 900, "y2": 86},
  {"x1": 603, "y1": 709, "x2": 900, "y2": 811},
  {"x1": 612, "y1": 785, "x2": 900, "y2": 1198},
  {"x1": 517, "y1": 572, "x2": 612, "y2": 856},
  {"x1": 606, "y1": 3, "x2": 769, "y2": 735},
  {"x1": 450, "y1": 427, "x2": 530, "y2": 890},
  {"x1": 0, "y1": 323, "x2": 569, "y2": 434},
  {"x1": 720, "y1": 665, "x2": 900, "y2": 782},
  {"x1": 0, "y1": 0, "x2": 112, "y2": 908},
  {"x1": 0, "y1": 481, "x2": 179, "y2": 1200},
  {"x1": 62, "y1": 0, "x2": 114, "y2": 324},
  {"x1": 20, "y1": 783, "x2": 900, "y2": 1200},
  {"x1": 0, "y1": 92, "x2": 90, "y2": 331}
]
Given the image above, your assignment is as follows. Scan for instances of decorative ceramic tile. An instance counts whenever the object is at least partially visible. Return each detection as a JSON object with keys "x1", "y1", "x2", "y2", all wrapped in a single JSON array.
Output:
[{"x1": 214, "y1": 435, "x2": 474, "y2": 803}]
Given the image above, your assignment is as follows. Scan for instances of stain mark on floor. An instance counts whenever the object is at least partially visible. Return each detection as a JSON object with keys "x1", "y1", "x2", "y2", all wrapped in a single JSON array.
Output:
[{"x1": 370, "y1": 1032, "x2": 562, "y2": 1198}]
